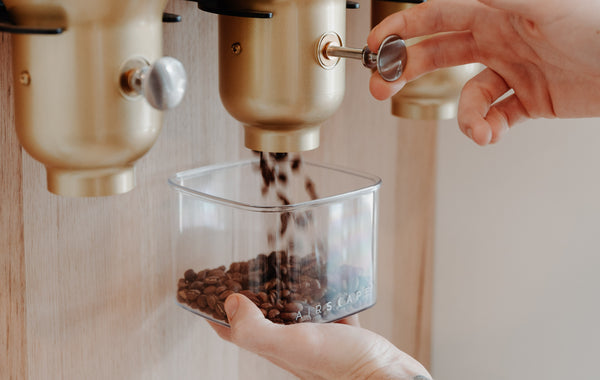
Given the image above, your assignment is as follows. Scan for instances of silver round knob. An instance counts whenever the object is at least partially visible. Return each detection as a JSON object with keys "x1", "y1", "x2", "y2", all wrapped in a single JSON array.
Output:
[
  {"x1": 372, "y1": 35, "x2": 407, "y2": 82},
  {"x1": 122, "y1": 57, "x2": 187, "y2": 110}
]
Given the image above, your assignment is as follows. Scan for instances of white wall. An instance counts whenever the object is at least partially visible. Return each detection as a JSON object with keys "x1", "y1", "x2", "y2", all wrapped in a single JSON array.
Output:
[{"x1": 432, "y1": 117, "x2": 600, "y2": 379}]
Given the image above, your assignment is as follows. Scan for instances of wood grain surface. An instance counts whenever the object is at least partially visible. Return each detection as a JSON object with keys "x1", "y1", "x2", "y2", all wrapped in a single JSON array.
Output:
[{"x1": 0, "y1": 0, "x2": 434, "y2": 378}]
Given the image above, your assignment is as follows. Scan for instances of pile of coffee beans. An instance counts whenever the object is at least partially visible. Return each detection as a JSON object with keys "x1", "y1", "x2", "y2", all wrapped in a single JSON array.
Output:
[
  {"x1": 177, "y1": 251, "x2": 374, "y2": 324},
  {"x1": 176, "y1": 153, "x2": 374, "y2": 324}
]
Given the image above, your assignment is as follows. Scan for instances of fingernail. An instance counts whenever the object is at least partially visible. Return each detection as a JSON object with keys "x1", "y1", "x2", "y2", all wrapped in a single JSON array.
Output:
[
  {"x1": 224, "y1": 295, "x2": 239, "y2": 320},
  {"x1": 466, "y1": 128, "x2": 473, "y2": 139}
]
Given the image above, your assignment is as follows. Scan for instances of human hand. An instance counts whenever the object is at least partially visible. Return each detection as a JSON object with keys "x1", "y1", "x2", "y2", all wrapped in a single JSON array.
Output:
[
  {"x1": 368, "y1": 0, "x2": 600, "y2": 145},
  {"x1": 209, "y1": 293, "x2": 432, "y2": 380}
]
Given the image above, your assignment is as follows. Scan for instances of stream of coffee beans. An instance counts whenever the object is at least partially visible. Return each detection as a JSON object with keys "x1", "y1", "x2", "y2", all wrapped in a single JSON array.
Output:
[{"x1": 176, "y1": 154, "x2": 374, "y2": 324}]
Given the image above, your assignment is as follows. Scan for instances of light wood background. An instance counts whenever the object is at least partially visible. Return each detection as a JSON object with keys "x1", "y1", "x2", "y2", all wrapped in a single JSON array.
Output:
[{"x1": 0, "y1": 1, "x2": 435, "y2": 378}]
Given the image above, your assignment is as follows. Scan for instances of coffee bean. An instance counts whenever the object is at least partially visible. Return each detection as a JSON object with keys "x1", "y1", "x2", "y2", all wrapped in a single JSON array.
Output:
[
  {"x1": 178, "y1": 278, "x2": 189, "y2": 289},
  {"x1": 184, "y1": 269, "x2": 197, "y2": 283},
  {"x1": 280, "y1": 212, "x2": 291, "y2": 236},
  {"x1": 215, "y1": 285, "x2": 228, "y2": 294},
  {"x1": 291, "y1": 156, "x2": 301, "y2": 171},
  {"x1": 280, "y1": 312, "x2": 298, "y2": 321},
  {"x1": 185, "y1": 289, "x2": 201, "y2": 302},
  {"x1": 204, "y1": 276, "x2": 220, "y2": 285},
  {"x1": 203, "y1": 286, "x2": 217, "y2": 295},
  {"x1": 258, "y1": 292, "x2": 269, "y2": 304},
  {"x1": 229, "y1": 262, "x2": 241, "y2": 273},
  {"x1": 270, "y1": 152, "x2": 288, "y2": 161},
  {"x1": 197, "y1": 295, "x2": 208, "y2": 308},
  {"x1": 225, "y1": 280, "x2": 242, "y2": 292},
  {"x1": 207, "y1": 295, "x2": 217, "y2": 309},
  {"x1": 219, "y1": 290, "x2": 234, "y2": 301},
  {"x1": 305, "y1": 178, "x2": 318, "y2": 200},
  {"x1": 267, "y1": 309, "x2": 280, "y2": 319},
  {"x1": 190, "y1": 281, "x2": 203, "y2": 290},
  {"x1": 284, "y1": 301, "x2": 303, "y2": 313}
]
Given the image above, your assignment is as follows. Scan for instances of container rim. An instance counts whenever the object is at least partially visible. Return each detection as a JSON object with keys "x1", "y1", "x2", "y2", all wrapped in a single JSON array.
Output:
[{"x1": 167, "y1": 159, "x2": 382, "y2": 212}]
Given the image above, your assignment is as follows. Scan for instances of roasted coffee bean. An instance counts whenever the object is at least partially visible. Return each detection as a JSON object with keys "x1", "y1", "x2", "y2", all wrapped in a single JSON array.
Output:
[
  {"x1": 177, "y1": 290, "x2": 187, "y2": 303},
  {"x1": 203, "y1": 286, "x2": 217, "y2": 295},
  {"x1": 215, "y1": 285, "x2": 228, "y2": 294},
  {"x1": 178, "y1": 278, "x2": 189, "y2": 289},
  {"x1": 185, "y1": 289, "x2": 201, "y2": 302},
  {"x1": 208, "y1": 268, "x2": 225, "y2": 277},
  {"x1": 280, "y1": 212, "x2": 291, "y2": 236},
  {"x1": 270, "y1": 152, "x2": 288, "y2": 161},
  {"x1": 267, "y1": 309, "x2": 280, "y2": 319},
  {"x1": 284, "y1": 301, "x2": 303, "y2": 313},
  {"x1": 291, "y1": 156, "x2": 301, "y2": 171},
  {"x1": 219, "y1": 290, "x2": 234, "y2": 301},
  {"x1": 197, "y1": 269, "x2": 208, "y2": 281},
  {"x1": 207, "y1": 295, "x2": 217, "y2": 309},
  {"x1": 189, "y1": 281, "x2": 203, "y2": 290},
  {"x1": 184, "y1": 269, "x2": 197, "y2": 283},
  {"x1": 260, "y1": 308, "x2": 268, "y2": 318},
  {"x1": 260, "y1": 302, "x2": 274, "y2": 310},
  {"x1": 229, "y1": 262, "x2": 241, "y2": 273},
  {"x1": 204, "y1": 276, "x2": 220, "y2": 285},
  {"x1": 258, "y1": 292, "x2": 269, "y2": 304},
  {"x1": 277, "y1": 191, "x2": 291, "y2": 206},
  {"x1": 215, "y1": 302, "x2": 227, "y2": 319},
  {"x1": 280, "y1": 312, "x2": 298, "y2": 321},
  {"x1": 197, "y1": 295, "x2": 208, "y2": 308},
  {"x1": 305, "y1": 178, "x2": 318, "y2": 200},
  {"x1": 225, "y1": 280, "x2": 242, "y2": 292}
]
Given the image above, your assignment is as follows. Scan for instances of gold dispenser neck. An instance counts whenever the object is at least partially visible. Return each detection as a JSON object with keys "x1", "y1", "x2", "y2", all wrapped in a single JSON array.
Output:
[
  {"x1": 244, "y1": 125, "x2": 321, "y2": 153},
  {"x1": 47, "y1": 167, "x2": 135, "y2": 197}
]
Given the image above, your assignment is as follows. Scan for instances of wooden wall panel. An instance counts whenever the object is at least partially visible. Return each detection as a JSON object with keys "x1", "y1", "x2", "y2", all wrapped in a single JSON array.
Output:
[
  {"x1": 0, "y1": 32, "x2": 28, "y2": 380},
  {"x1": 0, "y1": 0, "x2": 434, "y2": 378}
]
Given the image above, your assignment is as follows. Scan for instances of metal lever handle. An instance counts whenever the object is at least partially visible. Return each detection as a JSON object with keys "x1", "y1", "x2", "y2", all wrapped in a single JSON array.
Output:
[
  {"x1": 121, "y1": 57, "x2": 187, "y2": 110},
  {"x1": 322, "y1": 34, "x2": 407, "y2": 82}
]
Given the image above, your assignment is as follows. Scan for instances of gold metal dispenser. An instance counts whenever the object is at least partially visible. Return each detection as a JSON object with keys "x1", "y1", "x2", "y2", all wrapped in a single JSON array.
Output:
[
  {"x1": 1, "y1": 0, "x2": 187, "y2": 196},
  {"x1": 371, "y1": 0, "x2": 481, "y2": 120},
  {"x1": 190, "y1": 0, "x2": 407, "y2": 153}
]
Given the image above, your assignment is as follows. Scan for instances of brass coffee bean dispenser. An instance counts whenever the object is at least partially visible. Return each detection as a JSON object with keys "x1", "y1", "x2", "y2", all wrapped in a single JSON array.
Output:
[
  {"x1": 187, "y1": 0, "x2": 408, "y2": 153},
  {"x1": 0, "y1": 0, "x2": 187, "y2": 196},
  {"x1": 371, "y1": 0, "x2": 482, "y2": 120}
]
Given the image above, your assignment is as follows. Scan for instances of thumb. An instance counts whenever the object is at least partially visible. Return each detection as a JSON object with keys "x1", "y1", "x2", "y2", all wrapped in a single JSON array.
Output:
[{"x1": 223, "y1": 294, "x2": 279, "y2": 354}]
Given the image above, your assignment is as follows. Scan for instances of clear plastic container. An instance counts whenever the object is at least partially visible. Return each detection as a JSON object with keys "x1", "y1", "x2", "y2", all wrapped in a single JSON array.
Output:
[{"x1": 169, "y1": 158, "x2": 381, "y2": 326}]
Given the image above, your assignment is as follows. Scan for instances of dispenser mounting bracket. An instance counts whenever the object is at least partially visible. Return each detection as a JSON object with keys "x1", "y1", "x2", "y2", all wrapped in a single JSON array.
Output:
[
  {"x1": 0, "y1": 1, "x2": 181, "y2": 34},
  {"x1": 0, "y1": 0, "x2": 63, "y2": 34},
  {"x1": 187, "y1": 0, "x2": 359, "y2": 19},
  {"x1": 186, "y1": 0, "x2": 273, "y2": 19}
]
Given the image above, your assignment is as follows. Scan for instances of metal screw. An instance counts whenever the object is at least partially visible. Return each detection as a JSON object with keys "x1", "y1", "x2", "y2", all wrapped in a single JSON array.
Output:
[
  {"x1": 19, "y1": 71, "x2": 31, "y2": 86},
  {"x1": 231, "y1": 42, "x2": 242, "y2": 55}
]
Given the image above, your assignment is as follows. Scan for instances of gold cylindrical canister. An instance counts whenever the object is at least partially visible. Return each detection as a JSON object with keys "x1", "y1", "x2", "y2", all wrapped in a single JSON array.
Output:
[
  {"x1": 372, "y1": 0, "x2": 482, "y2": 120},
  {"x1": 5, "y1": 0, "x2": 167, "y2": 196},
  {"x1": 218, "y1": 0, "x2": 347, "y2": 153}
]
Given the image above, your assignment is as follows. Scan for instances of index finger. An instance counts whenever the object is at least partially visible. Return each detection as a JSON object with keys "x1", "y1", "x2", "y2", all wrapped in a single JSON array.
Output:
[{"x1": 367, "y1": 0, "x2": 482, "y2": 51}]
